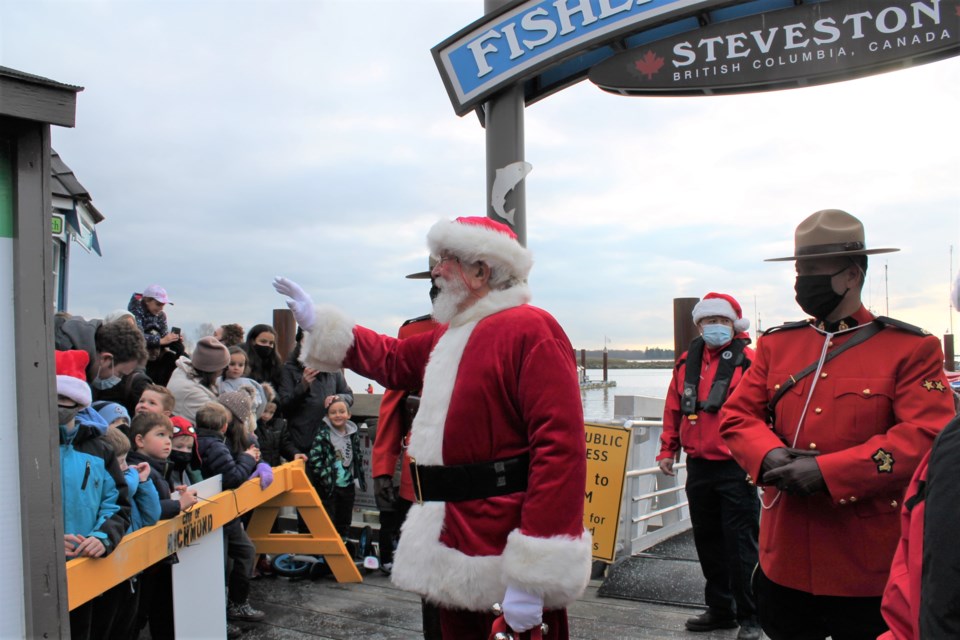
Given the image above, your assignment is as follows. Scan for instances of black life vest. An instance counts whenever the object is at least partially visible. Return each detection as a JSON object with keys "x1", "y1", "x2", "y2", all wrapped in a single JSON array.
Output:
[{"x1": 679, "y1": 336, "x2": 751, "y2": 417}]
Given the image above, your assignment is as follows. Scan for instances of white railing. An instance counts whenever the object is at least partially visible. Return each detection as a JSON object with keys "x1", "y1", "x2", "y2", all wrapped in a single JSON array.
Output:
[{"x1": 592, "y1": 395, "x2": 692, "y2": 560}]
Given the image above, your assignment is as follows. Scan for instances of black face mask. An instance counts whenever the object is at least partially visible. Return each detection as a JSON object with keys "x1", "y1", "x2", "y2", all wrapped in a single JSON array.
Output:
[
  {"x1": 253, "y1": 344, "x2": 274, "y2": 360},
  {"x1": 795, "y1": 266, "x2": 849, "y2": 320},
  {"x1": 169, "y1": 450, "x2": 193, "y2": 470}
]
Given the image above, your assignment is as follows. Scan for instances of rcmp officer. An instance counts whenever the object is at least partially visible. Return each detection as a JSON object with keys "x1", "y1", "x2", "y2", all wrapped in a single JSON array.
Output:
[
  {"x1": 719, "y1": 210, "x2": 955, "y2": 640},
  {"x1": 371, "y1": 259, "x2": 441, "y2": 639}
]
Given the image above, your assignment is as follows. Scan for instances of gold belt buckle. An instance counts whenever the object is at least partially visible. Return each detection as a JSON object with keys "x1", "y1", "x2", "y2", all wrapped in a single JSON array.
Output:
[{"x1": 410, "y1": 457, "x2": 424, "y2": 505}]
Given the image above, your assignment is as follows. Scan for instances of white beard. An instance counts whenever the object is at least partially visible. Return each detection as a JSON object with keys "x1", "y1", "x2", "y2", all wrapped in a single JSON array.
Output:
[{"x1": 431, "y1": 274, "x2": 470, "y2": 324}]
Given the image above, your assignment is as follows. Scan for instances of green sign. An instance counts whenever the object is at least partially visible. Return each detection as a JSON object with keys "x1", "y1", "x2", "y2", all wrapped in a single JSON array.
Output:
[
  {"x1": 51, "y1": 215, "x2": 63, "y2": 235},
  {"x1": 0, "y1": 139, "x2": 12, "y2": 239}
]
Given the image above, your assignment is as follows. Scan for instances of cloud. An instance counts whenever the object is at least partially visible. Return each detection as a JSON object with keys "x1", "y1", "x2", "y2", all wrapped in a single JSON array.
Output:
[{"x1": 3, "y1": 0, "x2": 958, "y2": 352}]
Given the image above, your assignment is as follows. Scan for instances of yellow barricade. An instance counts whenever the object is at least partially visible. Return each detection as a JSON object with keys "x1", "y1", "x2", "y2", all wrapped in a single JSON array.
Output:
[{"x1": 66, "y1": 460, "x2": 361, "y2": 610}]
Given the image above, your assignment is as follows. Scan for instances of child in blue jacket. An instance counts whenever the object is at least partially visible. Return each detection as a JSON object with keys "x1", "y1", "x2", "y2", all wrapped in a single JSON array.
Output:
[{"x1": 56, "y1": 350, "x2": 132, "y2": 640}]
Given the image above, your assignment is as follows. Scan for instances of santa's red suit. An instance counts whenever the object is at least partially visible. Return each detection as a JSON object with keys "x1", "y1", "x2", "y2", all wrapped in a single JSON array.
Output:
[
  {"x1": 372, "y1": 314, "x2": 437, "y2": 503},
  {"x1": 300, "y1": 283, "x2": 591, "y2": 612}
]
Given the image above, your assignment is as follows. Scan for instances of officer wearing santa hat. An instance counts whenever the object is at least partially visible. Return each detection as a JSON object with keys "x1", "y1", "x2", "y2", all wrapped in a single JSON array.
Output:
[
  {"x1": 274, "y1": 216, "x2": 590, "y2": 639},
  {"x1": 720, "y1": 210, "x2": 955, "y2": 640},
  {"x1": 658, "y1": 293, "x2": 760, "y2": 639}
]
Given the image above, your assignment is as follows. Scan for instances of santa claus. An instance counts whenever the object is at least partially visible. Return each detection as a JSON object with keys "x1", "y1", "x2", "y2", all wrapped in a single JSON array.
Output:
[{"x1": 274, "y1": 216, "x2": 591, "y2": 638}]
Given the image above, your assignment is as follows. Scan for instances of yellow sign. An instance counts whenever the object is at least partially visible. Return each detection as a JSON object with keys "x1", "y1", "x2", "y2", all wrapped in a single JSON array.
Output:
[{"x1": 583, "y1": 422, "x2": 630, "y2": 562}]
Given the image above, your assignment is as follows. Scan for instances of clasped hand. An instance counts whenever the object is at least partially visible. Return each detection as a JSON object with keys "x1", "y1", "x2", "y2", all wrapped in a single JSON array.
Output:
[{"x1": 760, "y1": 447, "x2": 825, "y2": 496}]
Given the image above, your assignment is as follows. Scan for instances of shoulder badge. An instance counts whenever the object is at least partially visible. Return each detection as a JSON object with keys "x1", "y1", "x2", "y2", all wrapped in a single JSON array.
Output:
[
  {"x1": 922, "y1": 379, "x2": 947, "y2": 392},
  {"x1": 401, "y1": 314, "x2": 433, "y2": 327},
  {"x1": 875, "y1": 316, "x2": 929, "y2": 337},
  {"x1": 761, "y1": 320, "x2": 810, "y2": 337}
]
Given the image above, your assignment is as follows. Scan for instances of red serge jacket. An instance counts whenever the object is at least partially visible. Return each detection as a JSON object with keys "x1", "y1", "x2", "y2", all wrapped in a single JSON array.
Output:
[
  {"x1": 719, "y1": 305, "x2": 954, "y2": 597},
  {"x1": 658, "y1": 332, "x2": 753, "y2": 462},
  {"x1": 371, "y1": 314, "x2": 437, "y2": 502}
]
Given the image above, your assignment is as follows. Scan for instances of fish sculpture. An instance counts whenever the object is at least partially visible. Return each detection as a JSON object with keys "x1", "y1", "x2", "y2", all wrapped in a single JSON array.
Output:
[{"x1": 491, "y1": 161, "x2": 533, "y2": 225}]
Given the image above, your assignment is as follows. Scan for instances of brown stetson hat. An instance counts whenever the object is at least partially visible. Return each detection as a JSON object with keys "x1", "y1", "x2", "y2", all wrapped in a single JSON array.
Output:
[
  {"x1": 405, "y1": 255, "x2": 439, "y2": 279},
  {"x1": 766, "y1": 209, "x2": 899, "y2": 262}
]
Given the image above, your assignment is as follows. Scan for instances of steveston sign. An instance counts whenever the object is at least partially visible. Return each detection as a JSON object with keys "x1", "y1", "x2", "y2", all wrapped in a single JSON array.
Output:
[{"x1": 589, "y1": 0, "x2": 960, "y2": 95}]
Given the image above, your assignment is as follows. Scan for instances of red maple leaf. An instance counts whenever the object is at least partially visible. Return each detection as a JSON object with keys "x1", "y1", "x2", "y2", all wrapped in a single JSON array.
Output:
[{"x1": 634, "y1": 50, "x2": 664, "y2": 80}]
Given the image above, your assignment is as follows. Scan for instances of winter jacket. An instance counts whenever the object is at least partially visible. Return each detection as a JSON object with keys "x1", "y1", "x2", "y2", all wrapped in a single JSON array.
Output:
[
  {"x1": 60, "y1": 409, "x2": 131, "y2": 556},
  {"x1": 255, "y1": 415, "x2": 288, "y2": 467},
  {"x1": 167, "y1": 356, "x2": 220, "y2": 423},
  {"x1": 126, "y1": 450, "x2": 180, "y2": 520},
  {"x1": 308, "y1": 418, "x2": 365, "y2": 499},
  {"x1": 278, "y1": 353, "x2": 353, "y2": 458},
  {"x1": 123, "y1": 466, "x2": 161, "y2": 532},
  {"x1": 54, "y1": 316, "x2": 103, "y2": 382},
  {"x1": 196, "y1": 428, "x2": 258, "y2": 490},
  {"x1": 127, "y1": 293, "x2": 169, "y2": 349}
]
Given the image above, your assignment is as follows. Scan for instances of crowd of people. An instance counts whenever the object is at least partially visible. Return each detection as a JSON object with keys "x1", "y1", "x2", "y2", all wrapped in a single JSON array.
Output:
[
  {"x1": 55, "y1": 287, "x2": 362, "y2": 639},
  {"x1": 52, "y1": 210, "x2": 960, "y2": 640}
]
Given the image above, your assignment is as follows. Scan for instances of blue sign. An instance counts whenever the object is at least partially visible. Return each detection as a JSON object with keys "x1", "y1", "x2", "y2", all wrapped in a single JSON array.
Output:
[{"x1": 433, "y1": 0, "x2": 729, "y2": 115}]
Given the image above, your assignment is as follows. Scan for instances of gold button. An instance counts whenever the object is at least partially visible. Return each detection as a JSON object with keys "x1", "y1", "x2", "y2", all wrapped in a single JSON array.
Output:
[
  {"x1": 891, "y1": 500, "x2": 899, "y2": 508},
  {"x1": 849, "y1": 496, "x2": 857, "y2": 502},
  {"x1": 820, "y1": 372, "x2": 828, "y2": 378},
  {"x1": 839, "y1": 499, "x2": 847, "y2": 505},
  {"x1": 809, "y1": 443, "x2": 817, "y2": 450},
  {"x1": 863, "y1": 388, "x2": 871, "y2": 395},
  {"x1": 814, "y1": 407, "x2": 822, "y2": 414},
  {"x1": 745, "y1": 474, "x2": 753, "y2": 482},
  {"x1": 774, "y1": 384, "x2": 781, "y2": 390},
  {"x1": 828, "y1": 341, "x2": 834, "y2": 347}
]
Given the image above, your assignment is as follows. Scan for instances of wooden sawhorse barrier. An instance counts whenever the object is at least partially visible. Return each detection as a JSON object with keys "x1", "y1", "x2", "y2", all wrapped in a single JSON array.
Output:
[{"x1": 66, "y1": 459, "x2": 361, "y2": 612}]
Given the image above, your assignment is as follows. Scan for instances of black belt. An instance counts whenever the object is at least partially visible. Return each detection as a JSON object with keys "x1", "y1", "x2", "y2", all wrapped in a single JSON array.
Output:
[{"x1": 409, "y1": 453, "x2": 529, "y2": 504}]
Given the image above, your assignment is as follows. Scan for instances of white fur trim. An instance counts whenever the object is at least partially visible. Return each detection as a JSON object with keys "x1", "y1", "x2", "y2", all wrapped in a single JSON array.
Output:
[
  {"x1": 57, "y1": 375, "x2": 91, "y2": 407},
  {"x1": 391, "y1": 503, "x2": 505, "y2": 610},
  {"x1": 692, "y1": 297, "x2": 750, "y2": 333},
  {"x1": 298, "y1": 304, "x2": 356, "y2": 372},
  {"x1": 428, "y1": 219, "x2": 533, "y2": 282},
  {"x1": 502, "y1": 529, "x2": 593, "y2": 608}
]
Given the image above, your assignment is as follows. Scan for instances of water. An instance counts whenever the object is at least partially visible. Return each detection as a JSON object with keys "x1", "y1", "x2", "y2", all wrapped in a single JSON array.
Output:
[
  {"x1": 344, "y1": 367, "x2": 673, "y2": 422},
  {"x1": 581, "y1": 368, "x2": 672, "y2": 421}
]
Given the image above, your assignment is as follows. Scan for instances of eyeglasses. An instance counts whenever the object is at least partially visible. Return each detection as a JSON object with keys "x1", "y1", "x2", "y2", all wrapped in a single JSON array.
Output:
[{"x1": 432, "y1": 255, "x2": 460, "y2": 267}]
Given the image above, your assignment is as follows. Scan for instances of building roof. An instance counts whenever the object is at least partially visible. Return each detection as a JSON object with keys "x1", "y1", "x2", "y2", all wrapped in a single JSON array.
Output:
[{"x1": 51, "y1": 150, "x2": 103, "y2": 223}]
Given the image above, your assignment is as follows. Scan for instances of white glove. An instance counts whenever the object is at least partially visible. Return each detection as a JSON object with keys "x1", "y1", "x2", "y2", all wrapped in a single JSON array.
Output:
[
  {"x1": 272, "y1": 276, "x2": 316, "y2": 331},
  {"x1": 501, "y1": 585, "x2": 543, "y2": 632}
]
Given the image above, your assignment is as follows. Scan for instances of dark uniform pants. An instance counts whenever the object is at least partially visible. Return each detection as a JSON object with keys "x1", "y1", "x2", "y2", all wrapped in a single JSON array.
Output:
[
  {"x1": 685, "y1": 457, "x2": 760, "y2": 621},
  {"x1": 755, "y1": 567, "x2": 887, "y2": 640}
]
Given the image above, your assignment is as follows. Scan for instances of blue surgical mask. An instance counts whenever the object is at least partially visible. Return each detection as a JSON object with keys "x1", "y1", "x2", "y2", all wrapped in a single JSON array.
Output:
[
  {"x1": 702, "y1": 324, "x2": 733, "y2": 348},
  {"x1": 92, "y1": 375, "x2": 121, "y2": 390}
]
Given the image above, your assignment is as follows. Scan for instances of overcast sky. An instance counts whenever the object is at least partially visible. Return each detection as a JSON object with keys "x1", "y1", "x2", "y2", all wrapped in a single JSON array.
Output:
[{"x1": 3, "y1": 0, "x2": 959, "y2": 351}]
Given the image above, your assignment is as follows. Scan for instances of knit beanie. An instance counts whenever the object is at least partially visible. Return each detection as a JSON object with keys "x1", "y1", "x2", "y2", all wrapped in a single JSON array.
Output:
[
  {"x1": 56, "y1": 350, "x2": 92, "y2": 407},
  {"x1": 92, "y1": 401, "x2": 130, "y2": 426},
  {"x1": 218, "y1": 387, "x2": 254, "y2": 424},
  {"x1": 691, "y1": 292, "x2": 750, "y2": 333},
  {"x1": 191, "y1": 336, "x2": 230, "y2": 373}
]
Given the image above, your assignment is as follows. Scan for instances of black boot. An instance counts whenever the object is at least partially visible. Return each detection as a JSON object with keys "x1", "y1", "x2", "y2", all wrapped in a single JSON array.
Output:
[{"x1": 685, "y1": 609, "x2": 738, "y2": 632}]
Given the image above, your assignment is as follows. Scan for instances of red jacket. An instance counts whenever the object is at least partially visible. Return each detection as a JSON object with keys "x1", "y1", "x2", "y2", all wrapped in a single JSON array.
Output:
[
  {"x1": 658, "y1": 333, "x2": 753, "y2": 462},
  {"x1": 371, "y1": 315, "x2": 437, "y2": 502},
  {"x1": 720, "y1": 305, "x2": 953, "y2": 597}
]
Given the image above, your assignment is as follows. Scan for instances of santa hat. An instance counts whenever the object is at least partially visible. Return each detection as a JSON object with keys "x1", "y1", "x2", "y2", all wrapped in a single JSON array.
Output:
[
  {"x1": 56, "y1": 350, "x2": 92, "y2": 407},
  {"x1": 426, "y1": 217, "x2": 533, "y2": 282},
  {"x1": 692, "y1": 292, "x2": 750, "y2": 333}
]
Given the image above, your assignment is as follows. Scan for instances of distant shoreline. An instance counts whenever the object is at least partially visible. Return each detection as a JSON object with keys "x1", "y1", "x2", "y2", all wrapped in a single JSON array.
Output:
[{"x1": 583, "y1": 359, "x2": 674, "y2": 370}]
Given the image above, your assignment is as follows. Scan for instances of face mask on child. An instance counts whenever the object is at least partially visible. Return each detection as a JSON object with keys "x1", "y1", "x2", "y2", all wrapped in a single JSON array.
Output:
[
  {"x1": 58, "y1": 405, "x2": 81, "y2": 426},
  {"x1": 169, "y1": 450, "x2": 193, "y2": 469}
]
